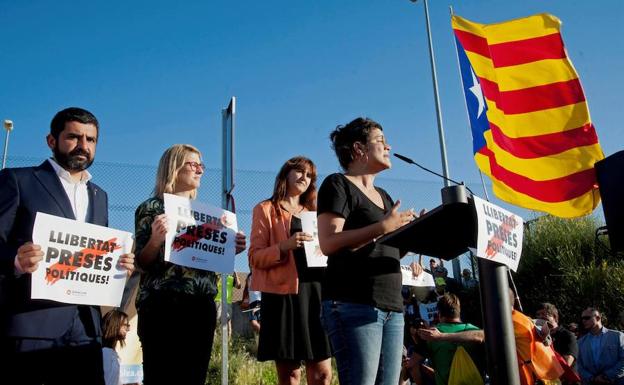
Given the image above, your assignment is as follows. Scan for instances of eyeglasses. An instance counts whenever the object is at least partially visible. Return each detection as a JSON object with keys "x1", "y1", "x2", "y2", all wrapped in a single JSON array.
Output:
[
  {"x1": 581, "y1": 316, "x2": 594, "y2": 321},
  {"x1": 184, "y1": 162, "x2": 205, "y2": 172}
]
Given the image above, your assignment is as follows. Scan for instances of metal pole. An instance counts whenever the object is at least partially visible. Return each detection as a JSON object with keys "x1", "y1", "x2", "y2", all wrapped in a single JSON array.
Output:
[
  {"x1": 479, "y1": 171, "x2": 491, "y2": 201},
  {"x1": 447, "y1": 6, "x2": 491, "y2": 204},
  {"x1": 448, "y1": 8, "x2": 520, "y2": 384},
  {"x1": 421, "y1": 0, "x2": 450, "y2": 186},
  {"x1": 2, "y1": 120, "x2": 14, "y2": 169},
  {"x1": 413, "y1": 0, "x2": 461, "y2": 282},
  {"x1": 478, "y1": 259, "x2": 521, "y2": 385},
  {"x1": 220, "y1": 97, "x2": 235, "y2": 385}
]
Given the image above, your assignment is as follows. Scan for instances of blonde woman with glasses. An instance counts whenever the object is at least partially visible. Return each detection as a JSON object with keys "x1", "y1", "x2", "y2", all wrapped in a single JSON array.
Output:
[{"x1": 134, "y1": 144, "x2": 246, "y2": 385}]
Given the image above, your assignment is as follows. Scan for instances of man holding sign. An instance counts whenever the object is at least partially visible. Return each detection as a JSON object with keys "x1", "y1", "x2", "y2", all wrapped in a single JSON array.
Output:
[{"x1": 0, "y1": 107, "x2": 135, "y2": 385}]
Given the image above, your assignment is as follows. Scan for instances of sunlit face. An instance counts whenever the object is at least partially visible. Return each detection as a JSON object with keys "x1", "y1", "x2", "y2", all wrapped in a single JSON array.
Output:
[
  {"x1": 364, "y1": 128, "x2": 391, "y2": 171},
  {"x1": 286, "y1": 166, "x2": 313, "y2": 196},
  {"x1": 47, "y1": 121, "x2": 98, "y2": 172},
  {"x1": 175, "y1": 151, "x2": 203, "y2": 192}
]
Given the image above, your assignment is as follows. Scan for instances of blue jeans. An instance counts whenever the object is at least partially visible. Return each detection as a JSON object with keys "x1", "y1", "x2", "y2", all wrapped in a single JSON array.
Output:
[{"x1": 321, "y1": 301, "x2": 404, "y2": 385}]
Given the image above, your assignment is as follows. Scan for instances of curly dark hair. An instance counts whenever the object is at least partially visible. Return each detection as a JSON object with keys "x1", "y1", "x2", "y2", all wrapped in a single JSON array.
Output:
[
  {"x1": 330, "y1": 117, "x2": 383, "y2": 171},
  {"x1": 50, "y1": 107, "x2": 99, "y2": 140}
]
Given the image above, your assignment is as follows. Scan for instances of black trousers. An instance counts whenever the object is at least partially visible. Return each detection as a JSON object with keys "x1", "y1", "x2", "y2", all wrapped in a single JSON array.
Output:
[
  {"x1": 6, "y1": 341, "x2": 104, "y2": 385},
  {"x1": 138, "y1": 293, "x2": 217, "y2": 385}
]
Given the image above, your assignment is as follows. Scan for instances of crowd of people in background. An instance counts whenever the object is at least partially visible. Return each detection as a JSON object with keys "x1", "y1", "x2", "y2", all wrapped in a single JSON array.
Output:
[{"x1": 1, "y1": 108, "x2": 623, "y2": 385}]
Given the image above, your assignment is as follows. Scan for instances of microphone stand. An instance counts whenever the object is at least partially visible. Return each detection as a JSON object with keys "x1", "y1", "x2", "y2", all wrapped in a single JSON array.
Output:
[{"x1": 393, "y1": 153, "x2": 475, "y2": 196}]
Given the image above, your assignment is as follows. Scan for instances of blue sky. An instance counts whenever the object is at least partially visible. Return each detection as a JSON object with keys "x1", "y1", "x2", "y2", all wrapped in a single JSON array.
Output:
[{"x1": 2, "y1": 0, "x2": 622, "y2": 215}]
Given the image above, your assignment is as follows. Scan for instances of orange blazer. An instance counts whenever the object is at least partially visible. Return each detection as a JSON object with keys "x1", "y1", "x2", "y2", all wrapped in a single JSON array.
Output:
[{"x1": 248, "y1": 200, "x2": 300, "y2": 294}]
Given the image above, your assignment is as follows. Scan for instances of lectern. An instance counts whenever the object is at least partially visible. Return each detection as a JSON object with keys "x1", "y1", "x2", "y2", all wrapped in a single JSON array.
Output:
[{"x1": 378, "y1": 185, "x2": 521, "y2": 385}]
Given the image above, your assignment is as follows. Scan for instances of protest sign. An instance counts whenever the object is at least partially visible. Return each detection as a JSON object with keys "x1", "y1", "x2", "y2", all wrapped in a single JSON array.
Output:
[
  {"x1": 300, "y1": 211, "x2": 327, "y2": 268},
  {"x1": 401, "y1": 265, "x2": 435, "y2": 287},
  {"x1": 419, "y1": 301, "x2": 438, "y2": 325},
  {"x1": 473, "y1": 196, "x2": 524, "y2": 272},
  {"x1": 163, "y1": 193, "x2": 238, "y2": 273},
  {"x1": 31, "y1": 212, "x2": 132, "y2": 307}
]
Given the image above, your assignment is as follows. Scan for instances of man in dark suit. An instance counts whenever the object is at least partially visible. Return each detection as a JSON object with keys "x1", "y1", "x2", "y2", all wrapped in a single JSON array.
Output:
[{"x1": 0, "y1": 107, "x2": 135, "y2": 385}]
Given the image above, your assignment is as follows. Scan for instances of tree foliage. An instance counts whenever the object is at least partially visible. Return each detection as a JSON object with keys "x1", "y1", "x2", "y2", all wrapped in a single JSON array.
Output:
[{"x1": 513, "y1": 215, "x2": 624, "y2": 328}]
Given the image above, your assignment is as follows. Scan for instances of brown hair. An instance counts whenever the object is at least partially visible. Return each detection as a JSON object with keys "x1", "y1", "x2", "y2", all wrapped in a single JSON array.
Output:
[
  {"x1": 153, "y1": 144, "x2": 202, "y2": 199},
  {"x1": 269, "y1": 156, "x2": 317, "y2": 211},
  {"x1": 438, "y1": 293, "x2": 461, "y2": 319},
  {"x1": 537, "y1": 303, "x2": 560, "y2": 323},
  {"x1": 102, "y1": 309, "x2": 129, "y2": 349}
]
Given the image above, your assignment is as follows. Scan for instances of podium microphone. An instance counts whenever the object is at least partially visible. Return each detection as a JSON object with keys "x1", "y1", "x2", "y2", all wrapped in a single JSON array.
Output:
[{"x1": 393, "y1": 153, "x2": 474, "y2": 195}]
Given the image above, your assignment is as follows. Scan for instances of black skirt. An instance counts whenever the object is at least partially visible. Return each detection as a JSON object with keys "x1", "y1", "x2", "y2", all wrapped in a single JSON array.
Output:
[
  {"x1": 257, "y1": 215, "x2": 331, "y2": 362},
  {"x1": 257, "y1": 280, "x2": 331, "y2": 361}
]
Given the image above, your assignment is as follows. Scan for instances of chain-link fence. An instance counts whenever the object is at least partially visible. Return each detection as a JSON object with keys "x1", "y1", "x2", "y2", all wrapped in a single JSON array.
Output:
[{"x1": 5, "y1": 155, "x2": 475, "y2": 277}]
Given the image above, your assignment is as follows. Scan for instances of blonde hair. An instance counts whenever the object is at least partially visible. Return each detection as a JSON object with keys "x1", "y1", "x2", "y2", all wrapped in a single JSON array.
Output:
[{"x1": 154, "y1": 144, "x2": 202, "y2": 199}]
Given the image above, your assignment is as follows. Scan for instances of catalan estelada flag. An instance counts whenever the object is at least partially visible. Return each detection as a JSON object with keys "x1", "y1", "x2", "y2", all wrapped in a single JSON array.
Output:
[{"x1": 452, "y1": 14, "x2": 604, "y2": 218}]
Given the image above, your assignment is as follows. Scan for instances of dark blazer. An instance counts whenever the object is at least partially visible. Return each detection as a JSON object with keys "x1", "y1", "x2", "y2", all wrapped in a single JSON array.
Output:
[{"x1": 0, "y1": 160, "x2": 108, "y2": 343}]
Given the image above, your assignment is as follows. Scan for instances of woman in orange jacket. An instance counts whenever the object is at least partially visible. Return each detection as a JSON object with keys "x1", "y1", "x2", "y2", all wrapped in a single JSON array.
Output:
[{"x1": 249, "y1": 156, "x2": 332, "y2": 385}]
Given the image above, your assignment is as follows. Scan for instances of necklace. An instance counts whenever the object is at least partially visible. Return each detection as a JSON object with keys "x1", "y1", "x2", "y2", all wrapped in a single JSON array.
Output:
[{"x1": 279, "y1": 201, "x2": 304, "y2": 215}]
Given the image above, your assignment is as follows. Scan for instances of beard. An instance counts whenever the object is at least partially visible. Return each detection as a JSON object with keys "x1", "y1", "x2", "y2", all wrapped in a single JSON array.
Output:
[{"x1": 53, "y1": 145, "x2": 94, "y2": 172}]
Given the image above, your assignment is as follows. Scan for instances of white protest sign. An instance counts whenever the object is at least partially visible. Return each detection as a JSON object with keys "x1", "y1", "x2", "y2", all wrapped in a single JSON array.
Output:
[
  {"x1": 163, "y1": 193, "x2": 238, "y2": 273},
  {"x1": 31, "y1": 212, "x2": 132, "y2": 306},
  {"x1": 300, "y1": 211, "x2": 327, "y2": 268},
  {"x1": 419, "y1": 301, "x2": 438, "y2": 325},
  {"x1": 473, "y1": 196, "x2": 524, "y2": 272},
  {"x1": 401, "y1": 265, "x2": 435, "y2": 287}
]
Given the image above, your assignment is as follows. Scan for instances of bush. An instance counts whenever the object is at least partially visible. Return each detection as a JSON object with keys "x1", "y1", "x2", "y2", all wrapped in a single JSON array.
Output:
[
  {"x1": 513, "y1": 215, "x2": 624, "y2": 328},
  {"x1": 206, "y1": 334, "x2": 277, "y2": 385}
]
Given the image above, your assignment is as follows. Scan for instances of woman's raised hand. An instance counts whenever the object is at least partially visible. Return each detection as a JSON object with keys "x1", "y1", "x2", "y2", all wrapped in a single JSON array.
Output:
[
  {"x1": 380, "y1": 200, "x2": 415, "y2": 234},
  {"x1": 280, "y1": 231, "x2": 314, "y2": 252}
]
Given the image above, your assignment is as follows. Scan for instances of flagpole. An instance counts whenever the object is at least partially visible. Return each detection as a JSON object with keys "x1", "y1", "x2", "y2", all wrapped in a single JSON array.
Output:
[
  {"x1": 221, "y1": 96, "x2": 236, "y2": 385},
  {"x1": 447, "y1": 7, "x2": 490, "y2": 202},
  {"x1": 415, "y1": 0, "x2": 451, "y2": 187},
  {"x1": 449, "y1": 8, "x2": 521, "y2": 385},
  {"x1": 2, "y1": 120, "x2": 13, "y2": 169},
  {"x1": 409, "y1": 0, "x2": 461, "y2": 282}
]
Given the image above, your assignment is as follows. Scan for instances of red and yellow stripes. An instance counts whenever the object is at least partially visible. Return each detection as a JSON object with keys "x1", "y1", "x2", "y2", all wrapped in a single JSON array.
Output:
[{"x1": 453, "y1": 14, "x2": 604, "y2": 218}]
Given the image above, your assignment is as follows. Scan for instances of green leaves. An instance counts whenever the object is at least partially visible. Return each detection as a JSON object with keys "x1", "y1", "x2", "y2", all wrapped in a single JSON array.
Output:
[{"x1": 515, "y1": 215, "x2": 624, "y2": 327}]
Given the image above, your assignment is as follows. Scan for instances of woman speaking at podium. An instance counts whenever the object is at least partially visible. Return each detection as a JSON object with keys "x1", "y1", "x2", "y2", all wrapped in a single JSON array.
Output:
[{"x1": 317, "y1": 118, "x2": 416, "y2": 385}]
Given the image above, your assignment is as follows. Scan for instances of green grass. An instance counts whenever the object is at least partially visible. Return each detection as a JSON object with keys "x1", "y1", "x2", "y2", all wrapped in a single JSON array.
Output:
[{"x1": 205, "y1": 332, "x2": 339, "y2": 385}]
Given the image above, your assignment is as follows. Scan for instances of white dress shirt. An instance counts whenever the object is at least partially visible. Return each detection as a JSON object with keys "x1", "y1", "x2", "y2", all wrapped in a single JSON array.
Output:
[
  {"x1": 47, "y1": 157, "x2": 92, "y2": 222},
  {"x1": 14, "y1": 158, "x2": 92, "y2": 274}
]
